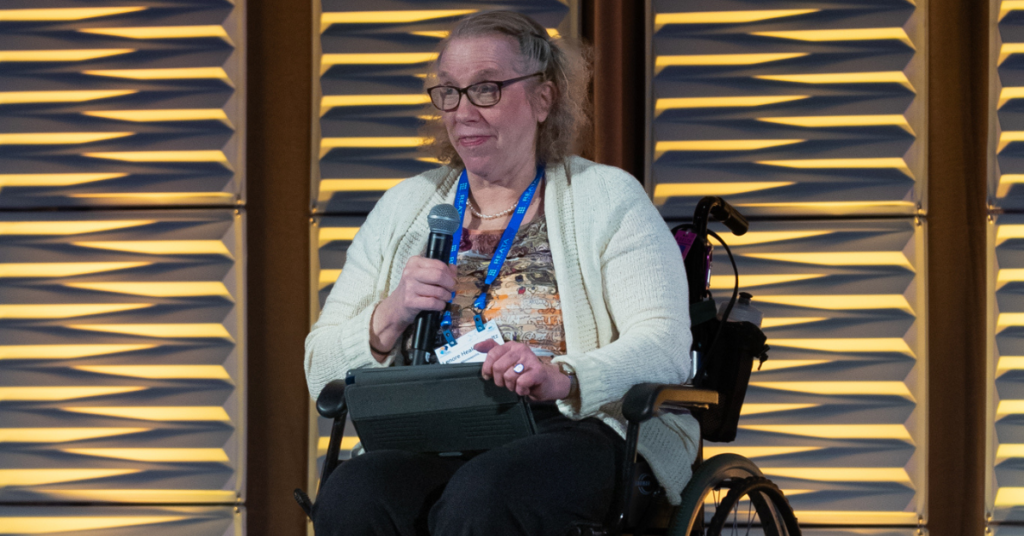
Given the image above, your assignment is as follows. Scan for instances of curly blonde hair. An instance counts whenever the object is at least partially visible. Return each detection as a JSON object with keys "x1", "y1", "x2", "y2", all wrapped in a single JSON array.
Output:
[{"x1": 421, "y1": 11, "x2": 592, "y2": 167}]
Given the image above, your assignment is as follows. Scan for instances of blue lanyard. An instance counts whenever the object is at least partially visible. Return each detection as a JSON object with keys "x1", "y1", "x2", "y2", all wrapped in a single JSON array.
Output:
[{"x1": 440, "y1": 166, "x2": 544, "y2": 332}]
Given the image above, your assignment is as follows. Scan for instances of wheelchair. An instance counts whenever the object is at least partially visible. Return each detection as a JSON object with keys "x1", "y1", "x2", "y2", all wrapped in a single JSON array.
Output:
[{"x1": 296, "y1": 196, "x2": 801, "y2": 535}]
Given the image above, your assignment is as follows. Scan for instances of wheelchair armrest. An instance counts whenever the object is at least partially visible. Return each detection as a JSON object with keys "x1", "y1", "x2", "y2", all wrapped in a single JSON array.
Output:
[
  {"x1": 316, "y1": 379, "x2": 348, "y2": 419},
  {"x1": 622, "y1": 383, "x2": 718, "y2": 424}
]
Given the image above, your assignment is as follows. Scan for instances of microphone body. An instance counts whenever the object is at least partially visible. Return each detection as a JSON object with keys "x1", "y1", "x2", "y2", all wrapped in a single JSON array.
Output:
[{"x1": 410, "y1": 204, "x2": 460, "y2": 366}]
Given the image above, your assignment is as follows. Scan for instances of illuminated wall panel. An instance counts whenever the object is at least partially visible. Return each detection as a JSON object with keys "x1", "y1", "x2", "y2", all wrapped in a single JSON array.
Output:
[
  {"x1": 314, "y1": 0, "x2": 575, "y2": 213},
  {"x1": 993, "y1": 0, "x2": 1024, "y2": 208},
  {"x1": 650, "y1": 0, "x2": 925, "y2": 218},
  {"x1": 0, "y1": 505, "x2": 241, "y2": 536},
  {"x1": 682, "y1": 219, "x2": 926, "y2": 525},
  {"x1": 0, "y1": 210, "x2": 245, "y2": 504},
  {"x1": 0, "y1": 1, "x2": 245, "y2": 208}
]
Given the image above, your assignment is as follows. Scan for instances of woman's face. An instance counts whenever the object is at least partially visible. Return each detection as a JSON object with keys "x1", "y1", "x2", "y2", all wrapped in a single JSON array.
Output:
[{"x1": 436, "y1": 36, "x2": 552, "y2": 182}]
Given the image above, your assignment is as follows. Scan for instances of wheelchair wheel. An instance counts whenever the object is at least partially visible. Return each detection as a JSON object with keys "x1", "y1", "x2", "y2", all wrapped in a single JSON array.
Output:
[{"x1": 666, "y1": 453, "x2": 800, "y2": 536}]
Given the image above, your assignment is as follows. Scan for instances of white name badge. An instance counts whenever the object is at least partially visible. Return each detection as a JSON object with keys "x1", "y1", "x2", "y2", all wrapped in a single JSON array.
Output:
[{"x1": 435, "y1": 320, "x2": 505, "y2": 364}]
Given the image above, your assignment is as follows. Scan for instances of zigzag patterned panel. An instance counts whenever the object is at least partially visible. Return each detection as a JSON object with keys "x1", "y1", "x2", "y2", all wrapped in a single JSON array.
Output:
[
  {"x1": 315, "y1": 0, "x2": 574, "y2": 214},
  {"x1": 990, "y1": 214, "x2": 1024, "y2": 522},
  {"x1": 650, "y1": 0, "x2": 925, "y2": 218},
  {"x1": 994, "y1": 0, "x2": 1024, "y2": 208},
  {"x1": 682, "y1": 218, "x2": 926, "y2": 526},
  {"x1": 0, "y1": 1, "x2": 244, "y2": 208},
  {"x1": 0, "y1": 505, "x2": 241, "y2": 536},
  {"x1": 0, "y1": 210, "x2": 245, "y2": 504},
  {"x1": 310, "y1": 215, "x2": 365, "y2": 487}
]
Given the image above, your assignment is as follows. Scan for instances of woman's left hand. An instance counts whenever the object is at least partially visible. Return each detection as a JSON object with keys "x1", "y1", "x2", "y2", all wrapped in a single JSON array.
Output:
[{"x1": 476, "y1": 340, "x2": 571, "y2": 402}]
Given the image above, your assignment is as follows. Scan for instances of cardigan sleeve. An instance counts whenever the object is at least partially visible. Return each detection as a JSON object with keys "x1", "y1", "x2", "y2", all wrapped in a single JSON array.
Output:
[
  {"x1": 555, "y1": 168, "x2": 692, "y2": 418},
  {"x1": 304, "y1": 197, "x2": 398, "y2": 400}
]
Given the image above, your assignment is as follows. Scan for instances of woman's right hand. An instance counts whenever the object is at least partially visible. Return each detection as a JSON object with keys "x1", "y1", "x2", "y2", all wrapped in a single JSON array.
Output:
[{"x1": 370, "y1": 256, "x2": 457, "y2": 355}]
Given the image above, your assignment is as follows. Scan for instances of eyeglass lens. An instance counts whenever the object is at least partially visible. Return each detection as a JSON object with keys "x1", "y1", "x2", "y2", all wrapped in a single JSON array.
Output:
[{"x1": 431, "y1": 82, "x2": 501, "y2": 111}]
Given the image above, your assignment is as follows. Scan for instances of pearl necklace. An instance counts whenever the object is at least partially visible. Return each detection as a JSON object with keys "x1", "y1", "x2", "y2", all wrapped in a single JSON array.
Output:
[{"x1": 468, "y1": 198, "x2": 519, "y2": 220}]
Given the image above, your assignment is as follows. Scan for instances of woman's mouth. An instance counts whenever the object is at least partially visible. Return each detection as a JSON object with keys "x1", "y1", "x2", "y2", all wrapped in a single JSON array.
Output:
[{"x1": 459, "y1": 135, "x2": 490, "y2": 147}]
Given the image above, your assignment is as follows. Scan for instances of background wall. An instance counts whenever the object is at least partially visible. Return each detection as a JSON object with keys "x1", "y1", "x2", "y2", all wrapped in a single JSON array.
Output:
[{"x1": 0, "y1": 0, "x2": 996, "y2": 535}]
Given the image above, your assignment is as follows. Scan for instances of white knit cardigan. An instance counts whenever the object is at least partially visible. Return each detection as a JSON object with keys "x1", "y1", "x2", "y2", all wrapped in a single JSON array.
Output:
[{"x1": 305, "y1": 156, "x2": 699, "y2": 504}]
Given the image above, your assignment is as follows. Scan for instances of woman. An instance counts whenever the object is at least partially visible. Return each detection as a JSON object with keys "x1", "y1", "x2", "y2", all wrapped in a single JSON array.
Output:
[{"x1": 305, "y1": 11, "x2": 697, "y2": 536}]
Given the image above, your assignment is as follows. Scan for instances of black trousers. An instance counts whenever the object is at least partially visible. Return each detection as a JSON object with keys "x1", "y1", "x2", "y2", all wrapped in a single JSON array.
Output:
[{"x1": 312, "y1": 406, "x2": 625, "y2": 536}]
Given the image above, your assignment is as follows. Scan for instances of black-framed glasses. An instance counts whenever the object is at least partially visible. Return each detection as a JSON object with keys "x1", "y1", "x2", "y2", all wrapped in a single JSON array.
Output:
[{"x1": 427, "y1": 72, "x2": 544, "y2": 112}]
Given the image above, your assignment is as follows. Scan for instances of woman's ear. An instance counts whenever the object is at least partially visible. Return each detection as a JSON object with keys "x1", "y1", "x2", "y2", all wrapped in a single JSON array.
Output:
[{"x1": 532, "y1": 80, "x2": 556, "y2": 123}]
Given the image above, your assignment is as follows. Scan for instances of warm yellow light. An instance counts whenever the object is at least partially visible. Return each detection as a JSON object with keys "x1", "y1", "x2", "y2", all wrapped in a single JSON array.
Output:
[
  {"x1": 997, "y1": 443, "x2": 1024, "y2": 460},
  {"x1": 758, "y1": 317, "x2": 829, "y2": 328},
  {"x1": 752, "y1": 28, "x2": 912, "y2": 47},
  {"x1": 0, "y1": 49, "x2": 134, "y2": 62},
  {"x1": 84, "y1": 151, "x2": 230, "y2": 164},
  {"x1": 0, "y1": 7, "x2": 146, "y2": 21},
  {"x1": 320, "y1": 270, "x2": 343, "y2": 289},
  {"x1": 0, "y1": 386, "x2": 145, "y2": 402},
  {"x1": 320, "y1": 227, "x2": 360, "y2": 246},
  {"x1": 743, "y1": 252, "x2": 913, "y2": 268},
  {"x1": 655, "y1": 139, "x2": 803, "y2": 158},
  {"x1": 80, "y1": 25, "x2": 230, "y2": 40},
  {"x1": 789, "y1": 511, "x2": 919, "y2": 525},
  {"x1": 755, "y1": 294, "x2": 912, "y2": 312},
  {"x1": 0, "y1": 262, "x2": 149, "y2": 278},
  {"x1": 65, "y1": 282, "x2": 231, "y2": 298},
  {"x1": 761, "y1": 467, "x2": 911, "y2": 484},
  {"x1": 321, "y1": 10, "x2": 476, "y2": 28},
  {"x1": 739, "y1": 403, "x2": 818, "y2": 416},
  {"x1": 321, "y1": 53, "x2": 438, "y2": 74},
  {"x1": 1000, "y1": 87, "x2": 1024, "y2": 108},
  {"x1": 0, "y1": 428, "x2": 148, "y2": 443},
  {"x1": 74, "y1": 365, "x2": 231, "y2": 380},
  {"x1": 997, "y1": 401, "x2": 1024, "y2": 417},
  {"x1": 1001, "y1": 43, "x2": 1024, "y2": 65},
  {"x1": 0, "y1": 344, "x2": 155, "y2": 360},
  {"x1": 69, "y1": 323, "x2": 233, "y2": 340},
  {"x1": 997, "y1": 225, "x2": 1024, "y2": 245},
  {"x1": 321, "y1": 95, "x2": 430, "y2": 113},
  {"x1": 756, "y1": 71, "x2": 913, "y2": 90},
  {"x1": 654, "y1": 10, "x2": 818, "y2": 29},
  {"x1": 999, "y1": 131, "x2": 1024, "y2": 152},
  {"x1": 756, "y1": 157, "x2": 913, "y2": 177},
  {"x1": 319, "y1": 179, "x2": 404, "y2": 201},
  {"x1": 69, "y1": 192, "x2": 236, "y2": 202},
  {"x1": 41, "y1": 490, "x2": 236, "y2": 503},
  {"x1": 758, "y1": 114, "x2": 912, "y2": 132},
  {"x1": 655, "y1": 53, "x2": 807, "y2": 72},
  {"x1": 752, "y1": 359, "x2": 830, "y2": 371},
  {"x1": 0, "y1": 218, "x2": 147, "y2": 235},
  {"x1": 998, "y1": 313, "x2": 1024, "y2": 332},
  {"x1": 767, "y1": 338, "x2": 914, "y2": 354},
  {"x1": 998, "y1": 175, "x2": 1024, "y2": 198},
  {"x1": 752, "y1": 381, "x2": 913, "y2": 397},
  {"x1": 714, "y1": 231, "x2": 829, "y2": 246},
  {"x1": 321, "y1": 138, "x2": 425, "y2": 158},
  {"x1": 65, "y1": 406, "x2": 231, "y2": 421},
  {"x1": 702, "y1": 446, "x2": 821, "y2": 458},
  {"x1": 84, "y1": 109, "x2": 230, "y2": 123},
  {"x1": 64, "y1": 448, "x2": 229, "y2": 462},
  {"x1": 1, "y1": 516, "x2": 184, "y2": 534},
  {"x1": 0, "y1": 469, "x2": 139, "y2": 487},
  {"x1": 410, "y1": 31, "x2": 452, "y2": 38},
  {"x1": 318, "y1": 436, "x2": 362, "y2": 455},
  {"x1": 740, "y1": 201, "x2": 916, "y2": 210},
  {"x1": 0, "y1": 132, "x2": 133, "y2": 145},
  {"x1": 73, "y1": 240, "x2": 232, "y2": 257},
  {"x1": 655, "y1": 96, "x2": 808, "y2": 114},
  {"x1": 0, "y1": 304, "x2": 150, "y2": 319},
  {"x1": 0, "y1": 90, "x2": 136, "y2": 105},
  {"x1": 740, "y1": 424, "x2": 913, "y2": 440},
  {"x1": 652, "y1": 182, "x2": 793, "y2": 204},
  {"x1": 1002, "y1": 1, "x2": 1024, "y2": 21},
  {"x1": 708, "y1": 274, "x2": 826, "y2": 289},
  {"x1": 84, "y1": 67, "x2": 230, "y2": 81},
  {"x1": 995, "y1": 487, "x2": 1024, "y2": 506}
]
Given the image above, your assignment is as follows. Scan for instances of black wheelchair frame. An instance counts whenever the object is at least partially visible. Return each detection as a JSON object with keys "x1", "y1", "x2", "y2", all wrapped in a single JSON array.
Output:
[{"x1": 295, "y1": 196, "x2": 802, "y2": 535}]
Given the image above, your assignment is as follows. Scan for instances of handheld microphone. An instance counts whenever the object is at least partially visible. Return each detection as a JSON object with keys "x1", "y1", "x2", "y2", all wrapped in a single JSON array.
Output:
[{"x1": 411, "y1": 204, "x2": 461, "y2": 366}]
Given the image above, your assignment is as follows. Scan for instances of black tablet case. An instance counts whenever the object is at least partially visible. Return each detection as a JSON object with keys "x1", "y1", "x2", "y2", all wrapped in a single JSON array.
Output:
[{"x1": 345, "y1": 363, "x2": 537, "y2": 453}]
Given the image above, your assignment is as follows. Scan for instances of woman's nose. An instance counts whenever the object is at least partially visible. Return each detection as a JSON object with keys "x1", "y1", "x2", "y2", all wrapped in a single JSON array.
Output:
[{"x1": 452, "y1": 97, "x2": 482, "y2": 121}]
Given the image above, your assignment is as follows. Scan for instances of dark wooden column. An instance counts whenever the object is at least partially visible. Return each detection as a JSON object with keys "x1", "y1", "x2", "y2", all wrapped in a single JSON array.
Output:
[
  {"x1": 582, "y1": 0, "x2": 647, "y2": 178},
  {"x1": 245, "y1": 0, "x2": 313, "y2": 534},
  {"x1": 927, "y1": 0, "x2": 988, "y2": 534}
]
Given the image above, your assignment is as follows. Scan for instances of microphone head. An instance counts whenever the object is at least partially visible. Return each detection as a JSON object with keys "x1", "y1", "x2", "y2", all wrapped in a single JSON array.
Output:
[{"x1": 427, "y1": 204, "x2": 460, "y2": 236}]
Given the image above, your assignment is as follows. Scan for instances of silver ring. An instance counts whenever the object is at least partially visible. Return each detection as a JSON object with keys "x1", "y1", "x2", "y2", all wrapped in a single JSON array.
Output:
[{"x1": 513, "y1": 363, "x2": 525, "y2": 374}]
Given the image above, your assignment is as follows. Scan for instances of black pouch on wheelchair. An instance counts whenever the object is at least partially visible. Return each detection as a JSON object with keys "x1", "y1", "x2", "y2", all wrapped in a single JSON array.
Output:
[{"x1": 692, "y1": 319, "x2": 768, "y2": 442}]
